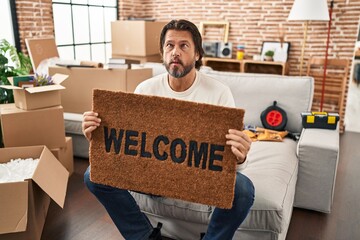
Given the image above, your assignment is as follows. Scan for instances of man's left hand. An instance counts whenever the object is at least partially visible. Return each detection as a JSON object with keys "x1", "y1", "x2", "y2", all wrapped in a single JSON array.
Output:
[{"x1": 226, "y1": 129, "x2": 252, "y2": 164}]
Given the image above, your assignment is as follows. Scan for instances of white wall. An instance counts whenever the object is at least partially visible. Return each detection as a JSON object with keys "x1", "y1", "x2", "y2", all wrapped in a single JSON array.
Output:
[{"x1": 345, "y1": 54, "x2": 360, "y2": 133}]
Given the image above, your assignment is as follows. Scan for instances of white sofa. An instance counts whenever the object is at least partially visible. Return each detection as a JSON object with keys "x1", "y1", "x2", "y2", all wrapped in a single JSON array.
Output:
[{"x1": 64, "y1": 64, "x2": 340, "y2": 240}]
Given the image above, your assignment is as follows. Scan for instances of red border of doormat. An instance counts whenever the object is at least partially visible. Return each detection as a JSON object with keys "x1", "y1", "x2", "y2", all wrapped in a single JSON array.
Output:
[{"x1": 90, "y1": 89, "x2": 244, "y2": 209}]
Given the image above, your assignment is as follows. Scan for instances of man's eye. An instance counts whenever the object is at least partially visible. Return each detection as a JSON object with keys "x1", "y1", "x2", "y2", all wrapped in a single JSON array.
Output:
[{"x1": 181, "y1": 44, "x2": 189, "y2": 49}]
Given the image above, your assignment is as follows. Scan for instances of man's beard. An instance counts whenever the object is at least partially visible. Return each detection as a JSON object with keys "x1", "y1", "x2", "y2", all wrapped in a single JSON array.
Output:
[{"x1": 165, "y1": 59, "x2": 195, "y2": 78}]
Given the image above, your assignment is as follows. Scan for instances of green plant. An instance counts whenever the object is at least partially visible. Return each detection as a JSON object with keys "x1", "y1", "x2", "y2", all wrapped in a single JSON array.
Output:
[
  {"x1": 0, "y1": 39, "x2": 32, "y2": 104},
  {"x1": 265, "y1": 50, "x2": 275, "y2": 57}
]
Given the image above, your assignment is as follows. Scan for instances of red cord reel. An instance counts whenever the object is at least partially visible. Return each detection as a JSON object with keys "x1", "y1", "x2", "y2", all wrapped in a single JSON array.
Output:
[{"x1": 260, "y1": 101, "x2": 287, "y2": 131}]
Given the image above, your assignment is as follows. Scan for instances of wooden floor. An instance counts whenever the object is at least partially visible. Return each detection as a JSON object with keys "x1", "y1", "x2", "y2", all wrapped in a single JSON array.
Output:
[{"x1": 41, "y1": 131, "x2": 360, "y2": 240}]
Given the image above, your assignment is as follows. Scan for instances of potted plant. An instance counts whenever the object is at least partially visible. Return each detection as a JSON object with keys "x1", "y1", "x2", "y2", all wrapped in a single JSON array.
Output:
[
  {"x1": 0, "y1": 39, "x2": 32, "y2": 148},
  {"x1": 264, "y1": 50, "x2": 275, "y2": 61},
  {"x1": 0, "y1": 39, "x2": 32, "y2": 104}
]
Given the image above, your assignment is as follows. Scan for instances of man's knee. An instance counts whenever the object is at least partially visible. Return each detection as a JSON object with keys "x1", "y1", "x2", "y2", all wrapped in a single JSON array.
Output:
[
  {"x1": 83, "y1": 166, "x2": 126, "y2": 196},
  {"x1": 235, "y1": 172, "x2": 255, "y2": 208},
  {"x1": 84, "y1": 167, "x2": 96, "y2": 193}
]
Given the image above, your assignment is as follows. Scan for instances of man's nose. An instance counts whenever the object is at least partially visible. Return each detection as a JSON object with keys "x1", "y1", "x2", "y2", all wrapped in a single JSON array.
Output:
[{"x1": 172, "y1": 46, "x2": 180, "y2": 57}]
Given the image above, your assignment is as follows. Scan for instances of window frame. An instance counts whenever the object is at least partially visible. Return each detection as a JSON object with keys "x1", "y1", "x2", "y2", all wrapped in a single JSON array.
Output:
[{"x1": 52, "y1": 0, "x2": 118, "y2": 61}]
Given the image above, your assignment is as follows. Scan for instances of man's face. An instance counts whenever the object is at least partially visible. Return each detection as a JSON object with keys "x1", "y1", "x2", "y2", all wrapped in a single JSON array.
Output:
[{"x1": 163, "y1": 30, "x2": 199, "y2": 78}]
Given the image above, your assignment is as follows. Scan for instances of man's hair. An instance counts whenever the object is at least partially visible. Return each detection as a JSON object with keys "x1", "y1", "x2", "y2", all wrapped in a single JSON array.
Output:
[{"x1": 159, "y1": 19, "x2": 204, "y2": 70}]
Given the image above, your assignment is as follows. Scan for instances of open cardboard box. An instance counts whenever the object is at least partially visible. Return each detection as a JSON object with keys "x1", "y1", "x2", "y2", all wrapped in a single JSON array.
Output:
[
  {"x1": 0, "y1": 145, "x2": 69, "y2": 240},
  {"x1": 111, "y1": 53, "x2": 162, "y2": 63},
  {"x1": 51, "y1": 137, "x2": 74, "y2": 175},
  {"x1": 25, "y1": 37, "x2": 152, "y2": 114},
  {"x1": 0, "y1": 74, "x2": 68, "y2": 110},
  {"x1": 25, "y1": 38, "x2": 59, "y2": 72},
  {"x1": 49, "y1": 66, "x2": 152, "y2": 114}
]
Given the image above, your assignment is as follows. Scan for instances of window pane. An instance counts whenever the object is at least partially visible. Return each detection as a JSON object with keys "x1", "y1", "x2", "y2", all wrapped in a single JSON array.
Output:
[
  {"x1": 103, "y1": 0, "x2": 117, "y2": 7},
  {"x1": 53, "y1": 0, "x2": 70, "y2": 3},
  {"x1": 89, "y1": 6, "x2": 104, "y2": 42},
  {"x1": 73, "y1": 5, "x2": 90, "y2": 44},
  {"x1": 91, "y1": 44, "x2": 106, "y2": 63},
  {"x1": 58, "y1": 46, "x2": 74, "y2": 60},
  {"x1": 104, "y1": 8, "x2": 117, "y2": 42},
  {"x1": 72, "y1": 0, "x2": 87, "y2": 4},
  {"x1": 53, "y1": 4, "x2": 73, "y2": 45},
  {"x1": 0, "y1": 0, "x2": 15, "y2": 45},
  {"x1": 75, "y1": 45, "x2": 91, "y2": 60},
  {"x1": 106, "y1": 43, "x2": 112, "y2": 61},
  {"x1": 88, "y1": 0, "x2": 103, "y2": 6}
]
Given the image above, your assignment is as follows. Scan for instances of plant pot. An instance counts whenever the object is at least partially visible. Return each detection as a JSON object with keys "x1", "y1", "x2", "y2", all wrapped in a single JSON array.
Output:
[{"x1": 264, "y1": 56, "x2": 273, "y2": 61}]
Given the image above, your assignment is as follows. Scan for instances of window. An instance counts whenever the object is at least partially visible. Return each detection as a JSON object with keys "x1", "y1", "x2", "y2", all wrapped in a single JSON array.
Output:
[
  {"x1": 52, "y1": 0, "x2": 118, "y2": 63},
  {"x1": 0, "y1": 0, "x2": 18, "y2": 48}
]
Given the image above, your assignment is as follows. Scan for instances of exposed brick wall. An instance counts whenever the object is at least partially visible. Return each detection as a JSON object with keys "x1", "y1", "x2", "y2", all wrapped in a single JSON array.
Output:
[
  {"x1": 15, "y1": 0, "x2": 360, "y2": 75},
  {"x1": 119, "y1": 0, "x2": 146, "y2": 20},
  {"x1": 120, "y1": 0, "x2": 360, "y2": 75},
  {"x1": 119, "y1": 0, "x2": 360, "y2": 132},
  {"x1": 15, "y1": 0, "x2": 54, "y2": 55},
  {"x1": 15, "y1": 0, "x2": 360, "y2": 130}
]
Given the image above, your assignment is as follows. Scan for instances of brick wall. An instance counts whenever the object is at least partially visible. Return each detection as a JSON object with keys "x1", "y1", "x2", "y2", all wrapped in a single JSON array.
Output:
[
  {"x1": 15, "y1": 0, "x2": 54, "y2": 54},
  {"x1": 15, "y1": 0, "x2": 360, "y2": 130},
  {"x1": 16, "y1": 0, "x2": 360, "y2": 76},
  {"x1": 120, "y1": 0, "x2": 360, "y2": 75},
  {"x1": 119, "y1": 0, "x2": 145, "y2": 20},
  {"x1": 119, "y1": 0, "x2": 360, "y2": 132}
]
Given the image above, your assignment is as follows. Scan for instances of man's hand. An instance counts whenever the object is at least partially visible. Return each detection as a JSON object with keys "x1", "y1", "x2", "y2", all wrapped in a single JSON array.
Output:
[
  {"x1": 226, "y1": 129, "x2": 252, "y2": 164},
  {"x1": 82, "y1": 111, "x2": 101, "y2": 141}
]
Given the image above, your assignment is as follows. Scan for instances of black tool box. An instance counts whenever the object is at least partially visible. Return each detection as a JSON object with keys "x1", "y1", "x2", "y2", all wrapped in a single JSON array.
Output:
[{"x1": 301, "y1": 112, "x2": 339, "y2": 130}]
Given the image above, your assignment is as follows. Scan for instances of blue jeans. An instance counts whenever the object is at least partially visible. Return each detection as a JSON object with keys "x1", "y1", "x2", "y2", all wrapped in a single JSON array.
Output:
[{"x1": 84, "y1": 167, "x2": 254, "y2": 240}]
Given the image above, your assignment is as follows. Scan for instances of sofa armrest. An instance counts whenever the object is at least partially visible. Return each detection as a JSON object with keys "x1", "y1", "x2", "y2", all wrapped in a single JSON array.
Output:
[{"x1": 294, "y1": 127, "x2": 339, "y2": 213}]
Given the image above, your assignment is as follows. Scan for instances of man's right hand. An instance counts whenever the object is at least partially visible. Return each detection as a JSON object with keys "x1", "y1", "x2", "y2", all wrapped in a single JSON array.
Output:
[{"x1": 82, "y1": 111, "x2": 101, "y2": 141}]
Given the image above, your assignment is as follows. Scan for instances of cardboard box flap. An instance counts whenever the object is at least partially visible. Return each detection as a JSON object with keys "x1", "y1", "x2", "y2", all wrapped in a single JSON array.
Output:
[
  {"x1": 0, "y1": 181, "x2": 29, "y2": 234},
  {"x1": 32, "y1": 147, "x2": 69, "y2": 208},
  {"x1": 1, "y1": 74, "x2": 68, "y2": 92},
  {"x1": 51, "y1": 73, "x2": 68, "y2": 85},
  {"x1": 0, "y1": 85, "x2": 21, "y2": 90},
  {"x1": 0, "y1": 146, "x2": 44, "y2": 161},
  {"x1": 25, "y1": 84, "x2": 65, "y2": 93},
  {"x1": 25, "y1": 38, "x2": 59, "y2": 72}
]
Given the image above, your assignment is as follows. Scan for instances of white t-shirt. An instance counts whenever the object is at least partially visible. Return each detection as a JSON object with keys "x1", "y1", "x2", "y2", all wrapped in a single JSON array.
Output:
[
  {"x1": 135, "y1": 71, "x2": 235, "y2": 107},
  {"x1": 135, "y1": 71, "x2": 247, "y2": 170}
]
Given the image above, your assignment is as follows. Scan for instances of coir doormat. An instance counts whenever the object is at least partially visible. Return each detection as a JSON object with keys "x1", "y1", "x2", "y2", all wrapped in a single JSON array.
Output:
[{"x1": 90, "y1": 89, "x2": 245, "y2": 209}]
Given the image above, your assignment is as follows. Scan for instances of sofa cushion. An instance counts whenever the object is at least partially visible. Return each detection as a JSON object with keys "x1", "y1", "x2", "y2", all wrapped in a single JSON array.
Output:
[
  {"x1": 241, "y1": 139, "x2": 298, "y2": 233},
  {"x1": 63, "y1": 113, "x2": 89, "y2": 158},
  {"x1": 132, "y1": 138, "x2": 298, "y2": 234},
  {"x1": 63, "y1": 113, "x2": 83, "y2": 135},
  {"x1": 200, "y1": 69, "x2": 314, "y2": 133}
]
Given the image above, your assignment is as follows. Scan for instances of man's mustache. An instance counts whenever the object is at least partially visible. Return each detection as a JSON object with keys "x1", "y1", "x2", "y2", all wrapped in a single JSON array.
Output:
[{"x1": 170, "y1": 58, "x2": 183, "y2": 65}]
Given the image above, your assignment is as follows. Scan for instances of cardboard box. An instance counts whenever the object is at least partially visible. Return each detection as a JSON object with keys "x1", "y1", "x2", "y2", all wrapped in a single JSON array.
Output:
[
  {"x1": 51, "y1": 137, "x2": 74, "y2": 175},
  {"x1": 48, "y1": 66, "x2": 152, "y2": 114},
  {"x1": 111, "y1": 54, "x2": 162, "y2": 63},
  {"x1": 0, "y1": 146, "x2": 68, "y2": 240},
  {"x1": 111, "y1": 21, "x2": 167, "y2": 56},
  {"x1": 0, "y1": 104, "x2": 66, "y2": 148},
  {"x1": 25, "y1": 38, "x2": 60, "y2": 72},
  {"x1": 0, "y1": 74, "x2": 68, "y2": 110}
]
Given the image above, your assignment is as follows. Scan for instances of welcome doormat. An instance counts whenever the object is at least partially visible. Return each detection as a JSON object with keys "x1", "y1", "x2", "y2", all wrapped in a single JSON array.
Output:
[{"x1": 90, "y1": 89, "x2": 245, "y2": 209}]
